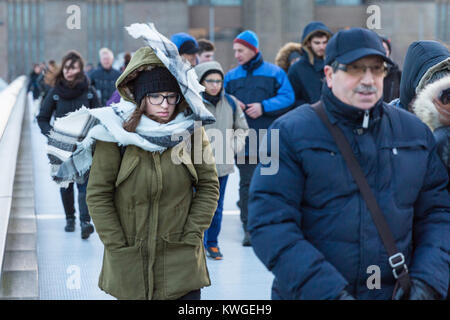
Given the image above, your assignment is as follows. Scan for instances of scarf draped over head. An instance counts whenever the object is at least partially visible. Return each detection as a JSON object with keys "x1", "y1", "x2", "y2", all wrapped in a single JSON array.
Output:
[{"x1": 47, "y1": 22, "x2": 215, "y2": 187}]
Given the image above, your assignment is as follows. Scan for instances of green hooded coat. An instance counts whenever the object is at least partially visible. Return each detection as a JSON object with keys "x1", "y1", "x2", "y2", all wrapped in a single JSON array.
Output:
[{"x1": 86, "y1": 47, "x2": 219, "y2": 300}]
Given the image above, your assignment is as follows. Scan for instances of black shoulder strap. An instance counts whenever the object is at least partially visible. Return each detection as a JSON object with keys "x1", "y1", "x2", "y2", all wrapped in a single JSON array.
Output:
[{"x1": 311, "y1": 101, "x2": 411, "y2": 296}]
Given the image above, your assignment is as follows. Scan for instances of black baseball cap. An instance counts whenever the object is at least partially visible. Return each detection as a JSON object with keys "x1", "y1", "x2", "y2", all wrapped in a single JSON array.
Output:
[{"x1": 325, "y1": 28, "x2": 394, "y2": 66}]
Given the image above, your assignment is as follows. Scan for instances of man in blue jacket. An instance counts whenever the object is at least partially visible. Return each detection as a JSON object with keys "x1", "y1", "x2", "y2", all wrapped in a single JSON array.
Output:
[
  {"x1": 288, "y1": 21, "x2": 332, "y2": 108},
  {"x1": 248, "y1": 28, "x2": 450, "y2": 300},
  {"x1": 224, "y1": 30, "x2": 295, "y2": 246},
  {"x1": 88, "y1": 48, "x2": 121, "y2": 106}
]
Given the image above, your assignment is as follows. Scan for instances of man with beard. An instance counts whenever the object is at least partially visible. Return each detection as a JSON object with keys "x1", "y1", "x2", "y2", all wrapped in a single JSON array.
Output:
[
  {"x1": 248, "y1": 28, "x2": 450, "y2": 300},
  {"x1": 288, "y1": 21, "x2": 332, "y2": 107}
]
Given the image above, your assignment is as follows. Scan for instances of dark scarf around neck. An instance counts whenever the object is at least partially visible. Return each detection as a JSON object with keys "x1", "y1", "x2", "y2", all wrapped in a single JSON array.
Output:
[
  {"x1": 202, "y1": 91, "x2": 222, "y2": 106},
  {"x1": 54, "y1": 75, "x2": 89, "y2": 100},
  {"x1": 243, "y1": 52, "x2": 263, "y2": 72}
]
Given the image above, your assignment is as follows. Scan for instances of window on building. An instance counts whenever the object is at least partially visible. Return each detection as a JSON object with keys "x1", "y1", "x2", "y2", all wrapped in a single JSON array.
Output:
[
  {"x1": 316, "y1": 0, "x2": 363, "y2": 5},
  {"x1": 188, "y1": 0, "x2": 242, "y2": 6}
]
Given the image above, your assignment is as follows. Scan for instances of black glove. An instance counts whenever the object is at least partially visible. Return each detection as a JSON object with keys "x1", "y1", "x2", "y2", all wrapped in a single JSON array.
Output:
[
  {"x1": 335, "y1": 290, "x2": 356, "y2": 300},
  {"x1": 393, "y1": 278, "x2": 441, "y2": 300}
]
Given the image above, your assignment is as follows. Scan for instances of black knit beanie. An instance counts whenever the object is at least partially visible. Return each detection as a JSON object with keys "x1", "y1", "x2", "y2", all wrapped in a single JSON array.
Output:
[{"x1": 133, "y1": 67, "x2": 181, "y2": 106}]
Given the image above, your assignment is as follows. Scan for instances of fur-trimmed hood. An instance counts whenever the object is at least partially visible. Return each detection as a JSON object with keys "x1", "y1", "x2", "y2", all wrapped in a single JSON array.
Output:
[
  {"x1": 275, "y1": 42, "x2": 302, "y2": 73},
  {"x1": 412, "y1": 75, "x2": 450, "y2": 131},
  {"x1": 400, "y1": 41, "x2": 450, "y2": 108}
]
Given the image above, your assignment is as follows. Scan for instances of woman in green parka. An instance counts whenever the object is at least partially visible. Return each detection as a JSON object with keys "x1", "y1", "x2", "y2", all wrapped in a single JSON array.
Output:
[{"x1": 84, "y1": 32, "x2": 220, "y2": 300}]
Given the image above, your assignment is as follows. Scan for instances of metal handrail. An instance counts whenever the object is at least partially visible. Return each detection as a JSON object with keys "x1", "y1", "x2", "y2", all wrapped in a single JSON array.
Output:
[{"x1": 0, "y1": 76, "x2": 27, "y2": 279}]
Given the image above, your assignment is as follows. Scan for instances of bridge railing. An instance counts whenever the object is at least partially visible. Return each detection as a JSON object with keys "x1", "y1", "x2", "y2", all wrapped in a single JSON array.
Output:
[{"x1": 0, "y1": 76, "x2": 28, "y2": 282}]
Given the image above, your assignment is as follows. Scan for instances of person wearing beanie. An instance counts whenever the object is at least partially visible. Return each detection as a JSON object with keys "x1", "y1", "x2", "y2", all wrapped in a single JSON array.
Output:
[
  {"x1": 224, "y1": 29, "x2": 295, "y2": 246},
  {"x1": 171, "y1": 32, "x2": 200, "y2": 67},
  {"x1": 194, "y1": 61, "x2": 249, "y2": 260},
  {"x1": 37, "y1": 27, "x2": 222, "y2": 301},
  {"x1": 248, "y1": 27, "x2": 450, "y2": 300},
  {"x1": 288, "y1": 21, "x2": 332, "y2": 108}
]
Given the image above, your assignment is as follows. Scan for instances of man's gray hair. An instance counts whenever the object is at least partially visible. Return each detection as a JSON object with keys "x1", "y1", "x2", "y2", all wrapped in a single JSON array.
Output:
[{"x1": 99, "y1": 47, "x2": 114, "y2": 58}]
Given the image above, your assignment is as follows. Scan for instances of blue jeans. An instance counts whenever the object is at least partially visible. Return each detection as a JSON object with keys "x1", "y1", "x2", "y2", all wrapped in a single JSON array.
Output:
[{"x1": 204, "y1": 175, "x2": 228, "y2": 248}]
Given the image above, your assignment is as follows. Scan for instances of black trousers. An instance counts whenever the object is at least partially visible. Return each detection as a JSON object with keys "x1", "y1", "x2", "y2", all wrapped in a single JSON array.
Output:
[
  {"x1": 177, "y1": 289, "x2": 201, "y2": 300},
  {"x1": 236, "y1": 160, "x2": 258, "y2": 232},
  {"x1": 60, "y1": 180, "x2": 90, "y2": 222}
]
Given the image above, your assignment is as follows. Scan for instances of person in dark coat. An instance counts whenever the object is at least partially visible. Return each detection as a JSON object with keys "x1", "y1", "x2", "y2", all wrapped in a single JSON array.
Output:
[
  {"x1": 224, "y1": 29, "x2": 295, "y2": 246},
  {"x1": 402, "y1": 41, "x2": 450, "y2": 300},
  {"x1": 275, "y1": 42, "x2": 302, "y2": 74},
  {"x1": 380, "y1": 36, "x2": 402, "y2": 103},
  {"x1": 88, "y1": 47, "x2": 121, "y2": 106},
  {"x1": 37, "y1": 50, "x2": 100, "y2": 239},
  {"x1": 287, "y1": 21, "x2": 332, "y2": 107},
  {"x1": 391, "y1": 41, "x2": 449, "y2": 111},
  {"x1": 106, "y1": 52, "x2": 132, "y2": 106},
  {"x1": 248, "y1": 28, "x2": 450, "y2": 300},
  {"x1": 27, "y1": 63, "x2": 43, "y2": 99}
]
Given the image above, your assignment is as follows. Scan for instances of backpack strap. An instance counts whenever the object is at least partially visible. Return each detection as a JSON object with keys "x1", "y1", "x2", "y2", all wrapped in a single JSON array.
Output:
[{"x1": 225, "y1": 93, "x2": 237, "y2": 114}]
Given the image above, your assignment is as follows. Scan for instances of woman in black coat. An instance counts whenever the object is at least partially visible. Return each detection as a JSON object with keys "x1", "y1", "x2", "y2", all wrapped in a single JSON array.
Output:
[{"x1": 37, "y1": 50, "x2": 100, "y2": 239}]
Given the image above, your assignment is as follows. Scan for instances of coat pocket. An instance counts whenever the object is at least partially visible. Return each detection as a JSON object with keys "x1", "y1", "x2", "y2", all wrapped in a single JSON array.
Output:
[
  {"x1": 162, "y1": 235, "x2": 210, "y2": 299},
  {"x1": 381, "y1": 140, "x2": 428, "y2": 208},
  {"x1": 115, "y1": 156, "x2": 140, "y2": 187},
  {"x1": 100, "y1": 246, "x2": 146, "y2": 300}
]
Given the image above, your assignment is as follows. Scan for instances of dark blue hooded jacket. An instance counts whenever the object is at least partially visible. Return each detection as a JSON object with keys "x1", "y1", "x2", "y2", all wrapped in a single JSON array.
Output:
[
  {"x1": 88, "y1": 65, "x2": 121, "y2": 106},
  {"x1": 287, "y1": 22, "x2": 332, "y2": 107},
  {"x1": 224, "y1": 52, "x2": 295, "y2": 156},
  {"x1": 248, "y1": 84, "x2": 450, "y2": 300},
  {"x1": 392, "y1": 41, "x2": 450, "y2": 110}
]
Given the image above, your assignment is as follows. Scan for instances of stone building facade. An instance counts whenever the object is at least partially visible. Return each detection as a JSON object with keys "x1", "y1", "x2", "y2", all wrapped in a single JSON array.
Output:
[{"x1": 0, "y1": 0, "x2": 448, "y2": 82}]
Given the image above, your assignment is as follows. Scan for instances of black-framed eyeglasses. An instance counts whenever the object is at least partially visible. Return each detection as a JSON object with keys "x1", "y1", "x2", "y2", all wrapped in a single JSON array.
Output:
[
  {"x1": 335, "y1": 63, "x2": 388, "y2": 77},
  {"x1": 204, "y1": 79, "x2": 223, "y2": 85},
  {"x1": 146, "y1": 93, "x2": 181, "y2": 105}
]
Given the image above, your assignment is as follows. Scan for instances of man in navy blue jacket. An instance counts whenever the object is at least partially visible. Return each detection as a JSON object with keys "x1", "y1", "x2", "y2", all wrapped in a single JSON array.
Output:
[
  {"x1": 224, "y1": 30, "x2": 295, "y2": 246},
  {"x1": 288, "y1": 21, "x2": 332, "y2": 108},
  {"x1": 88, "y1": 48, "x2": 121, "y2": 106},
  {"x1": 248, "y1": 28, "x2": 450, "y2": 300}
]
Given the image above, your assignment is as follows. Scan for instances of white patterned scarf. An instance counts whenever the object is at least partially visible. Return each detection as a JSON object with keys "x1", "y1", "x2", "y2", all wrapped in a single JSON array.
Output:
[{"x1": 48, "y1": 23, "x2": 214, "y2": 187}]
